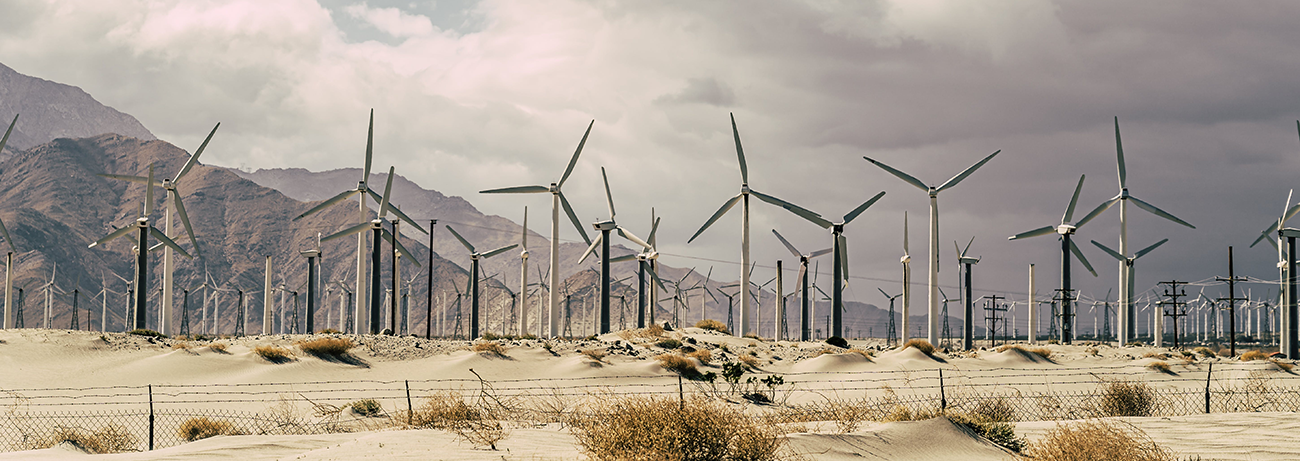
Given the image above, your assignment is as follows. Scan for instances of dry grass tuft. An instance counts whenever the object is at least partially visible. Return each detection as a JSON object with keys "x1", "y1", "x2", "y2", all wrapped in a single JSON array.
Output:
[
  {"x1": 687, "y1": 348, "x2": 713, "y2": 365},
  {"x1": 1095, "y1": 379, "x2": 1155, "y2": 417},
  {"x1": 903, "y1": 339, "x2": 935, "y2": 356},
  {"x1": 1241, "y1": 350, "x2": 1269, "y2": 361},
  {"x1": 296, "y1": 337, "x2": 355, "y2": 357},
  {"x1": 1270, "y1": 358, "x2": 1294, "y2": 372},
  {"x1": 472, "y1": 341, "x2": 509, "y2": 358},
  {"x1": 351, "y1": 399, "x2": 383, "y2": 416},
  {"x1": 254, "y1": 345, "x2": 294, "y2": 363},
  {"x1": 30, "y1": 424, "x2": 137, "y2": 453},
  {"x1": 848, "y1": 348, "x2": 874, "y2": 359},
  {"x1": 569, "y1": 394, "x2": 783, "y2": 461},
  {"x1": 996, "y1": 344, "x2": 1052, "y2": 360},
  {"x1": 737, "y1": 354, "x2": 761, "y2": 370},
  {"x1": 207, "y1": 343, "x2": 229, "y2": 354},
  {"x1": 656, "y1": 353, "x2": 701, "y2": 379},
  {"x1": 177, "y1": 417, "x2": 238, "y2": 441},
  {"x1": 695, "y1": 319, "x2": 730, "y2": 335},
  {"x1": 1024, "y1": 419, "x2": 1178, "y2": 461},
  {"x1": 1194, "y1": 346, "x2": 1215, "y2": 358},
  {"x1": 1086, "y1": 347, "x2": 1100, "y2": 356},
  {"x1": 581, "y1": 349, "x2": 607, "y2": 362},
  {"x1": 1141, "y1": 352, "x2": 1168, "y2": 360},
  {"x1": 1145, "y1": 361, "x2": 1172, "y2": 374},
  {"x1": 171, "y1": 342, "x2": 193, "y2": 351}
]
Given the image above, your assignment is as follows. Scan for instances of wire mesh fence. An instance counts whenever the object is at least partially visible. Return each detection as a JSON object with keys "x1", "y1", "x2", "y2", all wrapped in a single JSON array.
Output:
[{"x1": 2, "y1": 362, "x2": 1298, "y2": 453}]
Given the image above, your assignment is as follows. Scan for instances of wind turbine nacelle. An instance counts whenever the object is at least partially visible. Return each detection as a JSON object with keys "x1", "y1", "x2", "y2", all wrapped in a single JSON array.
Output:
[
  {"x1": 548, "y1": 182, "x2": 559, "y2": 193},
  {"x1": 900, "y1": 255, "x2": 911, "y2": 264},
  {"x1": 521, "y1": 249, "x2": 530, "y2": 259},
  {"x1": 1056, "y1": 224, "x2": 1076, "y2": 235},
  {"x1": 593, "y1": 221, "x2": 616, "y2": 231},
  {"x1": 740, "y1": 184, "x2": 751, "y2": 194},
  {"x1": 136, "y1": 217, "x2": 149, "y2": 227},
  {"x1": 959, "y1": 257, "x2": 981, "y2": 265},
  {"x1": 357, "y1": 181, "x2": 367, "y2": 191}
]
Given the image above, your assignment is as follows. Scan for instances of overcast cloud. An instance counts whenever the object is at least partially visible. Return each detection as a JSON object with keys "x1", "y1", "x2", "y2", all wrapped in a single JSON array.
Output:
[{"x1": 3, "y1": 0, "x2": 1300, "y2": 324}]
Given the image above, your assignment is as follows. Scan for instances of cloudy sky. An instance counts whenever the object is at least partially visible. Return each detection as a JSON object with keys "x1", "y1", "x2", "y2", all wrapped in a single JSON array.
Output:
[{"x1": 3, "y1": 0, "x2": 1300, "y2": 327}]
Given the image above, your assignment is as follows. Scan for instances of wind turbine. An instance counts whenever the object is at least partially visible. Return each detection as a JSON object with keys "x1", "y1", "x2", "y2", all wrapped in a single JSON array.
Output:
[
  {"x1": 863, "y1": 149, "x2": 1000, "y2": 345},
  {"x1": 293, "y1": 110, "x2": 426, "y2": 334},
  {"x1": 89, "y1": 165, "x2": 194, "y2": 330},
  {"x1": 771, "y1": 229, "x2": 829, "y2": 341},
  {"x1": 1008, "y1": 174, "x2": 1106, "y2": 344},
  {"x1": 956, "y1": 237, "x2": 980, "y2": 350},
  {"x1": 320, "y1": 167, "x2": 420, "y2": 334},
  {"x1": 790, "y1": 191, "x2": 887, "y2": 338},
  {"x1": 1, "y1": 113, "x2": 17, "y2": 330},
  {"x1": 899, "y1": 212, "x2": 911, "y2": 345},
  {"x1": 608, "y1": 212, "x2": 666, "y2": 328},
  {"x1": 445, "y1": 224, "x2": 517, "y2": 339},
  {"x1": 480, "y1": 121, "x2": 594, "y2": 339},
  {"x1": 1096, "y1": 117, "x2": 1196, "y2": 346},
  {"x1": 517, "y1": 207, "x2": 530, "y2": 336},
  {"x1": 688, "y1": 113, "x2": 827, "y2": 337},
  {"x1": 1092, "y1": 238, "x2": 1168, "y2": 338},
  {"x1": 578, "y1": 167, "x2": 654, "y2": 334}
]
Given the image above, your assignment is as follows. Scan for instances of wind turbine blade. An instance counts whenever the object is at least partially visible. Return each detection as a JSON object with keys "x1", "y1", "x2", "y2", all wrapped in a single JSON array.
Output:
[
  {"x1": 521, "y1": 206, "x2": 528, "y2": 249},
  {"x1": 648, "y1": 216, "x2": 661, "y2": 248},
  {"x1": 578, "y1": 233, "x2": 603, "y2": 264},
  {"x1": 1008, "y1": 225, "x2": 1055, "y2": 241},
  {"x1": 601, "y1": 167, "x2": 615, "y2": 219},
  {"x1": 172, "y1": 194, "x2": 201, "y2": 259},
  {"x1": 145, "y1": 164, "x2": 155, "y2": 217},
  {"x1": 1250, "y1": 232, "x2": 1274, "y2": 249},
  {"x1": 381, "y1": 197, "x2": 427, "y2": 234},
  {"x1": 954, "y1": 240, "x2": 963, "y2": 260},
  {"x1": 687, "y1": 194, "x2": 742, "y2": 243},
  {"x1": 444, "y1": 225, "x2": 477, "y2": 253},
  {"x1": 377, "y1": 166, "x2": 394, "y2": 219},
  {"x1": 363, "y1": 109, "x2": 374, "y2": 183},
  {"x1": 0, "y1": 114, "x2": 16, "y2": 154},
  {"x1": 90, "y1": 224, "x2": 136, "y2": 248},
  {"x1": 772, "y1": 229, "x2": 803, "y2": 258},
  {"x1": 97, "y1": 173, "x2": 152, "y2": 184},
  {"x1": 1090, "y1": 240, "x2": 1125, "y2": 262},
  {"x1": 1129, "y1": 196, "x2": 1195, "y2": 229},
  {"x1": 1063, "y1": 174, "x2": 1085, "y2": 224},
  {"x1": 839, "y1": 235, "x2": 849, "y2": 279},
  {"x1": 321, "y1": 222, "x2": 371, "y2": 242},
  {"x1": 1133, "y1": 238, "x2": 1169, "y2": 260},
  {"x1": 843, "y1": 191, "x2": 886, "y2": 225},
  {"x1": 796, "y1": 264, "x2": 806, "y2": 287},
  {"x1": 481, "y1": 185, "x2": 550, "y2": 194},
  {"x1": 557, "y1": 120, "x2": 595, "y2": 188},
  {"x1": 557, "y1": 191, "x2": 592, "y2": 245},
  {"x1": 863, "y1": 157, "x2": 928, "y2": 192},
  {"x1": 749, "y1": 189, "x2": 831, "y2": 228},
  {"x1": 729, "y1": 113, "x2": 749, "y2": 184},
  {"x1": 0, "y1": 217, "x2": 12, "y2": 254},
  {"x1": 1069, "y1": 239, "x2": 1097, "y2": 277},
  {"x1": 962, "y1": 236, "x2": 975, "y2": 256},
  {"x1": 1074, "y1": 197, "x2": 1119, "y2": 228},
  {"x1": 878, "y1": 287, "x2": 889, "y2": 299},
  {"x1": 646, "y1": 264, "x2": 668, "y2": 292},
  {"x1": 150, "y1": 227, "x2": 192, "y2": 259},
  {"x1": 617, "y1": 226, "x2": 652, "y2": 250},
  {"x1": 809, "y1": 248, "x2": 832, "y2": 258},
  {"x1": 903, "y1": 211, "x2": 909, "y2": 255},
  {"x1": 1114, "y1": 116, "x2": 1127, "y2": 189},
  {"x1": 175, "y1": 122, "x2": 219, "y2": 182},
  {"x1": 936, "y1": 150, "x2": 1001, "y2": 192},
  {"x1": 382, "y1": 228, "x2": 421, "y2": 266},
  {"x1": 608, "y1": 254, "x2": 637, "y2": 263},
  {"x1": 294, "y1": 189, "x2": 360, "y2": 221}
]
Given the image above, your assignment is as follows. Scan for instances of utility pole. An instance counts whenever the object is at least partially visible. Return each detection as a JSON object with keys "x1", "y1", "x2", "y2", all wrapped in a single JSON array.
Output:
[
  {"x1": 1051, "y1": 289, "x2": 1073, "y2": 343},
  {"x1": 980, "y1": 294, "x2": 1006, "y2": 347},
  {"x1": 1215, "y1": 246, "x2": 1246, "y2": 356},
  {"x1": 426, "y1": 218, "x2": 437, "y2": 339},
  {"x1": 1157, "y1": 280, "x2": 1188, "y2": 348}
]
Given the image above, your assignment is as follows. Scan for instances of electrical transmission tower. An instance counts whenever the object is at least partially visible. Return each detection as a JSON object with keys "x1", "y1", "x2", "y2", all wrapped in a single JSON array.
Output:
[
  {"x1": 981, "y1": 294, "x2": 1006, "y2": 347},
  {"x1": 1158, "y1": 280, "x2": 1189, "y2": 348},
  {"x1": 1215, "y1": 246, "x2": 1247, "y2": 355}
]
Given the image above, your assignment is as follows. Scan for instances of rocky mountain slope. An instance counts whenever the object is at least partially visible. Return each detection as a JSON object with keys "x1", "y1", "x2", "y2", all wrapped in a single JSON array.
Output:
[{"x1": 0, "y1": 63, "x2": 155, "y2": 161}]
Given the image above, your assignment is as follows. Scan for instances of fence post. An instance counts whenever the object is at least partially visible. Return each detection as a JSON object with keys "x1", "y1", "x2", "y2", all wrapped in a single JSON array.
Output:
[
  {"x1": 405, "y1": 380, "x2": 413, "y2": 426},
  {"x1": 148, "y1": 384, "x2": 155, "y2": 451},
  {"x1": 939, "y1": 368, "x2": 947, "y2": 411},
  {"x1": 678, "y1": 375, "x2": 684, "y2": 411},
  {"x1": 1204, "y1": 362, "x2": 1213, "y2": 414}
]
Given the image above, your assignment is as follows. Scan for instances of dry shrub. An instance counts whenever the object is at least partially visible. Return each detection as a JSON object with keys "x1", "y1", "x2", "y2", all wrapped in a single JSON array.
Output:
[
  {"x1": 903, "y1": 339, "x2": 935, "y2": 356},
  {"x1": 208, "y1": 343, "x2": 229, "y2": 354},
  {"x1": 1141, "y1": 352, "x2": 1167, "y2": 359},
  {"x1": 848, "y1": 348, "x2": 874, "y2": 359},
  {"x1": 1193, "y1": 346, "x2": 1215, "y2": 358},
  {"x1": 1095, "y1": 379, "x2": 1155, "y2": 417},
  {"x1": 254, "y1": 345, "x2": 294, "y2": 363},
  {"x1": 318, "y1": 328, "x2": 342, "y2": 334},
  {"x1": 621, "y1": 324, "x2": 666, "y2": 341},
  {"x1": 177, "y1": 417, "x2": 237, "y2": 441},
  {"x1": 1086, "y1": 347, "x2": 1100, "y2": 356},
  {"x1": 581, "y1": 349, "x2": 607, "y2": 362},
  {"x1": 1241, "y1": 350, "x2": 1269, "y2": 361},
  {"x1": 569, "y1": 394, "x2": 783, "y2": 461},
  {"x1": 34, "y1": 424, "x2": 137, "y2": 453},
  {"x1": 351, "y1": 399, "x2": 383, "y2": 416},
  {"x1": 1024, "y1": 419, "x2": 1177, "y2": 461},
  {"x1": 296, "y1": 337, "x2": 355, "y2": 357},
  {"x1": 738, "y1": 354, "x2": 761, "y2": 370},
  {"x1": 996, "y1": 344, "x2": 1052, "y2": 360},
  {"x1": 171, "y1": 342, "x2": 193, "y2": 351},
  {"x1": 1271, "y1": 358, "x2": 1295, "y2": 372},
  {"x1": 656, "y1": 354, "x2": 702, "y2": 379},
  {"x1": 946, "y1": 408, "x2": 1024, "y2": 453},
  {"x1": 687, "y1": 348, "x2": 713, "y2": 365},
  {"x1": 1145, "y1": 361, "x2": 1172, "y2": 374},
  {"x1": 696, "y1": 319, "x2": 730, "y2": 335},
  {"x1": 472, "y1": 341, "x2": 509, "y2": 358},
  {"x1": 657, "y1": 338, "x2": 683, "y2": 349},
  {"x1": 409, "y1": 391, "x2": 479, "y2": 428}
]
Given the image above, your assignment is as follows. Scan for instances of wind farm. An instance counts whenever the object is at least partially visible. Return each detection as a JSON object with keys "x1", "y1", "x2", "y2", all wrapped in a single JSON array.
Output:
[{"x1": 3, "y1": 2, "x2": 1300, "y2": 459}]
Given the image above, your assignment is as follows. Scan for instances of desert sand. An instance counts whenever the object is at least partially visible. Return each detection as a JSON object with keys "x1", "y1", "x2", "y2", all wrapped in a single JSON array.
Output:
[{"x1": 1, "y1": 327, "x2": 1296, "y2": 460}]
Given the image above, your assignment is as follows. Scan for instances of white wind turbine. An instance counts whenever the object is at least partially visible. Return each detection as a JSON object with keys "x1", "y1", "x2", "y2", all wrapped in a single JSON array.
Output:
[
  {"x1": 444, "y1": 224, "x2": 517, "y2": 339},
  {"x1": 788, "y1": 192, "x2": 887, "y2": 339},
  {"x1": 1093, "y1": 117, "x2": 1196, "y2": 346},
  {"x1": 689, "y1": 113, "x2": 826, "y2": 337},
  {"x1": 518, "y1": 207, "x2": 530, "y2": 336},
  {"x1": 480, "y1": 121, "x2": 594, "y2": 339},
  {"x1": 578, "y1": 167, "x2": 656, "y2": 335},
  {"x1": 294, "y1": 111, "x2": 426, "y2": 334},
  {"x1": 98, "y1": 123, "x2": 217, "y2": 335},
  {"x1": 900, "y1": 211, "x2": 911, "y2": 344},
  {"x1": 1, "y1": 113, "x2": 17, "y2": 330},
  {"x1": 863, "y1": 149, "x2": 1000, "y2": 345},
  {"x1": 1091, "y1": 237, "x2": 1168, "y2": 340},
  {"x1": 771, "y1": 229, "x2": 829, "y2": 341}
]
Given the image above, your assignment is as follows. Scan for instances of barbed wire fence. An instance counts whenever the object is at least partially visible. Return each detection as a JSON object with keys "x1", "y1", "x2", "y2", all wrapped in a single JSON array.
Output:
[{"x1": 2, "y1": 362, "x2": 1298, "y2": 453}]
